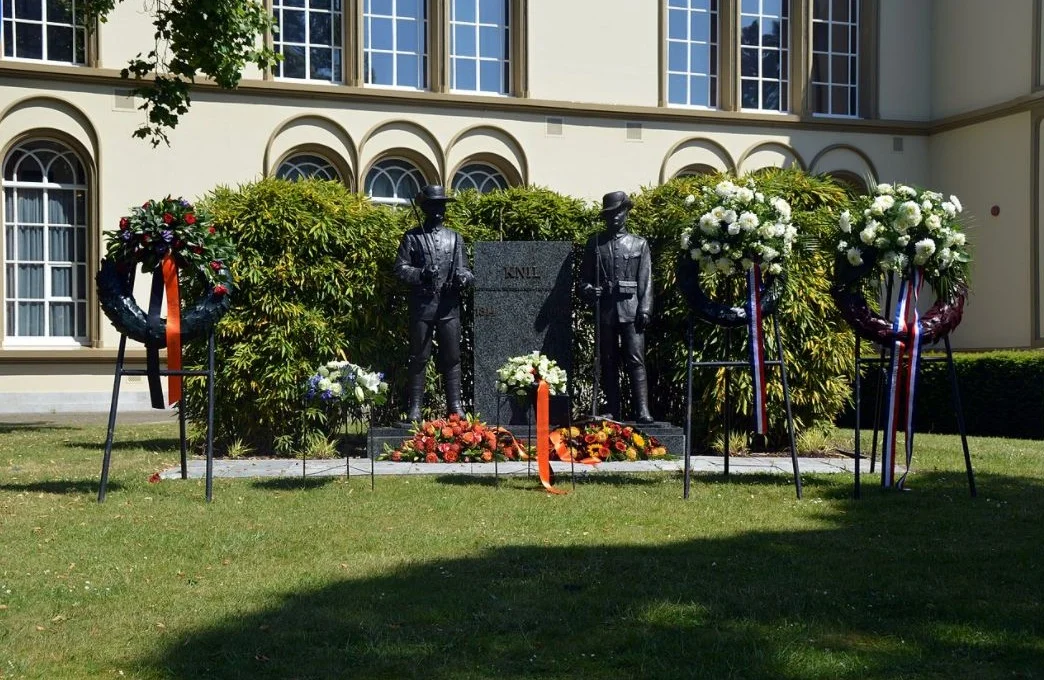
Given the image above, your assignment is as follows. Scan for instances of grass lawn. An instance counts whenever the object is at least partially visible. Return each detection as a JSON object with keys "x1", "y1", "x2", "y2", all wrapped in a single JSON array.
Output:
[{"x1": 0, "y1": 419, "x2": 1041, "y2": 679}]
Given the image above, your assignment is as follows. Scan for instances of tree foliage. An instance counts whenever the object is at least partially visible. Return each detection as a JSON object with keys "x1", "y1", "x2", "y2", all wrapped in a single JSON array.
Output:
[{"x1": 82, "y1": 0, "x2": 278, "y2": 146}]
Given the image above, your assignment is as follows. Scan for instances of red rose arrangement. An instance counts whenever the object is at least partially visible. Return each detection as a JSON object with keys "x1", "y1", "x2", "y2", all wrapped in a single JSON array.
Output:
[
  {"x1": 381, "y1": 413, "x2": 527, "y2": 463},
  {"x1": 550, "y1": 421, "x2": 668, "y2": 463},
  {"x1": 104, "y1": 196, "x2": 235, "y2": 289}
]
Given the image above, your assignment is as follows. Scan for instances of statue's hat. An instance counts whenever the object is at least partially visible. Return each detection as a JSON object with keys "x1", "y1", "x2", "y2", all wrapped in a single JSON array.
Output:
[
  {"x1": 416, "y1": 185, "x2": 456, "y2": 206},
  {"x1": 601, "y1": 190, "x2": 633, "y2": 213}
]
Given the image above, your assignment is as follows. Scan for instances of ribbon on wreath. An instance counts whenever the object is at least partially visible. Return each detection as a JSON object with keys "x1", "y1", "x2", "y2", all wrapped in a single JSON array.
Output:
[
  {"x1": 747, "y1": 266, "x2": 770, "y2": 435},
  {"x1": 881, "y1": 269, "x2": 925, "y2": 488},
  {"x1": 535, "y1": 380, "x2": 567, "y2": 495},
  {"x1": 145, "y1": 253, "x2": 183, "y2": 409}
]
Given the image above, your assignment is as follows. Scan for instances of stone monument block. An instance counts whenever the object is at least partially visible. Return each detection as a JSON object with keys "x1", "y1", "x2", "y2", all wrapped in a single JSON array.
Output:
[{"x1": 473, "y1": 241, "x2": 573, "y2": 426}]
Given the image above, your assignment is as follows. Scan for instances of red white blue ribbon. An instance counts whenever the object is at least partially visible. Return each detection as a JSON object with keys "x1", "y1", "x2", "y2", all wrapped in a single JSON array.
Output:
[
  {"x1": 881, "y1": 269, "x2": 924, "y2": 488},
  {"x1": 747, "y1": 266, "x2": 769, "y2": 435}
]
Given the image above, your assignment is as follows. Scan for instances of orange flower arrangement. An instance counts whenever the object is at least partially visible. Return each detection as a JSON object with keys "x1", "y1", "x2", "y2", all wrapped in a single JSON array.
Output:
[
  {"x1": 550, "y1": 420, "x2": 668, "y2": 463},
  {"x1": 380, "y1": 414, "x2": 526, "y2": 463}
]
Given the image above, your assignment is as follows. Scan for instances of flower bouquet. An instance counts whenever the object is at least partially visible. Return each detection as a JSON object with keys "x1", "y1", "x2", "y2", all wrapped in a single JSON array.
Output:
[
  {"x1": 680, "y1": 178, "x2": 797, "y2": 276},
  {"x1": 379, "y1": 414, "x2": 525, "y2": 463},
  {"x1": 550, "y1": 421, "x2": 668, "y2": 463},
  {"x1": 835, "y1": 182, "x2": 970, "y2": 294},
  {"x1": 496, "y1": 351, "x2": 568, "y2": 400},
  {"x1": 304, "y1": 360, "x2": 389, "y2": 407}
]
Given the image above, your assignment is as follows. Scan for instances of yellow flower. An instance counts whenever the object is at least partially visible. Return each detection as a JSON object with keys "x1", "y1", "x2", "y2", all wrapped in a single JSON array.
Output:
[
  {"x1": 632, "y1": 433, "x2": 645, "y2": 448},
  {"x1": 569, "y1": 426, "x2": 580, "y2": 437},
  {"x1": 596, "y1": 431, "x2": 608, "y2": 443},
  {"x1": 650, "y1": 446, "x2": 667, "y2": 459},
  {"x1": 625, "y1": 447, "x2": 638, "y2": 461}
]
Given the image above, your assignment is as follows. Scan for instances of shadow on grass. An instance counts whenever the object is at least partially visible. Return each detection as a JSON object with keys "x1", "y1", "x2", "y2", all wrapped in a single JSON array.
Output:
[
  {"x1": 0, "y1": 479, "x2": 123, "y2": 494},
  {"x1": 136, "y1": 470, "x2": 1044, "y2": 679},
  {"x1": 0, "y1": 421, "x2": 77, "y2": 434},
  {"x1": 252, "y1": 477, "x2": 337, "y2": 491},
  {"x1": 64, "y1": 437, "x2": 183, "y2": 454}
]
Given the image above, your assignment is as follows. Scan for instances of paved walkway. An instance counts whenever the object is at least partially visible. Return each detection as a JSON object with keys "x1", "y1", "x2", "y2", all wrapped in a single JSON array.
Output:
[{"x1": 160, "y1": 455, "x2": 857, "y2": 480}]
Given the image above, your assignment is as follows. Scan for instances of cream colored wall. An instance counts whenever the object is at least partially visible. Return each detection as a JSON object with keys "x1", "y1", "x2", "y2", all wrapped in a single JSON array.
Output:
[
  {"x1": 930, "y1": 0, "x2": 1034, "y2": 119},
  {"x1": 526, "y1": 0, "x2": 659, "y2": 106},
  {"x1": 929, "y1": 113, "x2": 1033, "y2": 349},
  {"x1": 877, "y1": 0, "x2": 933, "y2": 121}
]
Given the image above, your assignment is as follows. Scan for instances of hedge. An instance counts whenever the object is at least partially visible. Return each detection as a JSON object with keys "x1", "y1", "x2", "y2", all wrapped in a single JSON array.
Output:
[
  {"x1": 841, "y1": 349, "x2": 1044, "y2": 439},
  {"x1": 182, "y1": 172, "x2": 858, "y2": 454}
]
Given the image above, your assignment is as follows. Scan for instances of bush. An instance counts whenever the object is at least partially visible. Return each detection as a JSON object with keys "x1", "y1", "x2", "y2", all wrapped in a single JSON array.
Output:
[
  {"x1": 627, "y1": 168, "x2": 856, "y2": 446},
  {"x1": 184, "y1": 173, "x2": 858, "y2": 454},
  {"x1": 843, "y1": 349, "x2": 1044, "y2": 439}
]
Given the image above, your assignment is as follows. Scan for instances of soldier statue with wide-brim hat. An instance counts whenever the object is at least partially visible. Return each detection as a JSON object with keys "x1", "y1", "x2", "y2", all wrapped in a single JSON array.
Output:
[
  {"x1": 393, "y1": 185, "x2": 474, "y2": 423},
  {"x1": 580, "y1": 190, "x2": 655, "y2": 424}
]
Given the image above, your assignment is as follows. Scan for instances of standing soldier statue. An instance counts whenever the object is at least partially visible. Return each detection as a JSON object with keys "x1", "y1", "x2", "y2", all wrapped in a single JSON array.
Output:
[
  {"x1": 581, "y1": 190, "x2": 655, "y2": 424},
  {"x1": 394, "y1": 185, "x2": 474, "y2": 423}
]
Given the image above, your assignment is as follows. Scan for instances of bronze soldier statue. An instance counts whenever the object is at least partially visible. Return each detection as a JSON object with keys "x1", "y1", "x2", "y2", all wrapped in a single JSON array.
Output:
[
  {"x1": 581, "y1": 191, "x2": 655, "y2": 424},
  {"x1": 394, "y1": 185, "x2": 474, "y2": 423}
]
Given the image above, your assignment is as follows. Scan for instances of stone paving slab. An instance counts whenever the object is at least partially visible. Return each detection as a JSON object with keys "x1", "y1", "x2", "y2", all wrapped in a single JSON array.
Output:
[{"x1": 160, "y1": 456, "x2": 857, "y2": 480}]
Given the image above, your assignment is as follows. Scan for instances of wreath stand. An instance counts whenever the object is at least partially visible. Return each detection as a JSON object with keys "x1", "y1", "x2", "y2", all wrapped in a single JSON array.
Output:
[
  {"x1": 494, "y1": 389, "x2": 575, "y2": 490},
  {"x1": 849, "y1": 276, "x2": 976, "y2": 499},
  {"x1": 682, "y1": 308, "x2": 803, "y2": 500},
  {"x1": 97, "y1": 266, "x2": 219, "y2": 503},
  {"x1": 299, "y1": 404, "x2": 375, "y2": 490}
]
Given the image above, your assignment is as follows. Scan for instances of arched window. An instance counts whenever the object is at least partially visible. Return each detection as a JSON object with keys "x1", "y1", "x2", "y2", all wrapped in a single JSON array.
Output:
[
  {"x1": 2, "y1": 139, "x2": 89, "y2": 343},
  {"x1": 275, "y1": 153, "x2": 342, "y2": 181},
  {"x1": 828, "y1": 170, "x2": 868, "y2": 196},
  {"x1": 451, "y1": 162, "x2": 508, "y2": 193},
  {"x1": 365, "y1": 158, "x2": 426, "y2": 206},
  {"x1": 674, "y1": 163, "x2": 718, "y2": 178}
]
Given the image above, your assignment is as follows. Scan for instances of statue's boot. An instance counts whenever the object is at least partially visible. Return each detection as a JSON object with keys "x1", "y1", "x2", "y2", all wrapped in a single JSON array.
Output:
[
  {"x1": 630, "y1": 366, "x2": 655, "y2": 424},
  {"x1": 445, "y1": 365, "x2": 466, "y2": 418},
  {"x1": 404, "y1": 372, "x2": 426, "y2": 424}
]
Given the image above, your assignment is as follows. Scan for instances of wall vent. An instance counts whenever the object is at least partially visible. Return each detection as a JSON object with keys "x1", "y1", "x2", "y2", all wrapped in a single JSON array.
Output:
[
  {"x1": 113, "y1": 89, "x2": 138, "y2": 112},
  {"x1": 626, "y1": 122, "x2": 643, "y2": 141},
  {"x1": 892, "y1": 136, "x2": 904, "y2": 153},
  {"x1": 545, "y1": 117, "x2": 564, "y2": 136}
]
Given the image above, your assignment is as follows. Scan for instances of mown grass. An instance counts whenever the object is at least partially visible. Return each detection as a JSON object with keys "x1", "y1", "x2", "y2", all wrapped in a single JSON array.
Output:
[{"x1": 0, "y1": 419, "x2": 1041, "y2": 679}]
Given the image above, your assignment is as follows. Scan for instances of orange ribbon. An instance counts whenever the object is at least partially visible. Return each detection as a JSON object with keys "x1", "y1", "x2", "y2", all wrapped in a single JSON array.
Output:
[
  {"x1": 536, "y1": 380, "x2": 567, "y2": 495},
  {"x1": 161, "y1": 253, "x2": 182, "y2": 405}
]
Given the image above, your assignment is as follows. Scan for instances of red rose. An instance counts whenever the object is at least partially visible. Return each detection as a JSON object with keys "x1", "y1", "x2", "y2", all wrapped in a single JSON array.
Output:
[
  {"x1": 119, "y1": 217, "x2": 129, "y2": 230},
  {"x1": 425, "y1": 452, "x2": 439, "y2": 464},
  {"x1": 210, "y1": 261, "x2": 222, "y2": 271},
  {"x1": 191, "y1": 246, "x2": 203, "y2": 255},
  {"x1": 184, "y1": 213, "x2": 197, "y2": 225},
  {"x1": 208, "y1": 226, "x2": 216, "y2": 235},
  {"x1": 448, "y1": 413, "x2": 461, "y2": 423},
  {"x1": 451, "y1": 425, "x2": 462, "y2": 436},
  {"x1": 390, "y1": 450, "x2": 402, "y2": 462},
  {"x1": 584, "y1": 433, "x2": 596, "y2": 444},
  {"x1": 163, "y1": 213, "x2": 174, "y2": 224},
  {"x1": 614, "y1": 440, "x2": 627, "y2": 452},
  {"x1": 148, "y1": 472, "x2": 161, "y2": 484},
  {"x1": 443, "y1": 449, "x2": 459, "y2": 463},
  {"x1": 142, "y1": 234, "x2": 151, "y2": 243},
  {"x1": 441, "y1": 426, "x2": 454, "y2": 439},
  {"x1": 213, "y1": 284, "x2": 229, "y2": 296},
  {"x1": 142, "y1": 201, "x2": 150, "y2": 208},
  {"x1": 481, "y1": 451, "x2": 493, "y2": 462}
]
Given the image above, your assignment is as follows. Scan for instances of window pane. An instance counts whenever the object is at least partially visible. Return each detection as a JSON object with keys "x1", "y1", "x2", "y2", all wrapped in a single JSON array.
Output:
[
  {"x1": 689, "y1": 75, "x2": 709, "y2": 107},
  {"x1": 668, "y1": 41, "x2": 686, "y2": 71},
  {"x1": 3, "y1": 24, "x2": 13, "y2": 58},
  {"x1": 309, "y1": 11, "x2": 331, "y2": 45},
  {"x1": 282, "y1": 10, "x2": 306, "y2": 42},
  {"x1": 15, "y1": 0, "x2": 43, "y2": 21},
  {"x1": 369, "y1": 16, "x2": 393, "y2": 50},
  {"x1": 668, "y1": 74, "x2": 687, "y2": 105},
  {"x1": 396, "y1": 17, "x2": 419, "y2": 53},
  {"x1": 453, "y1": 56, "x2": 476, "y2": 90},
  {"x1": 396, "y1": 53, "x2": 419, "y2": 86},
  {"x1": 15, "y1": 23, "x2": 43, "y2": 59},
  {"x1": 453, "y1": 0, "x2": 475, "y2": 23},
  {"x1": 832, "y1": 0, "x2": 850, "y2": 22},
  {"x1": 19, "y1": 226, "x2": 44, "y2": 259},
  {"x1": 18, "y1": 264, "x2": 44, "y2": 297},
  {"x1": 479, "y1": 0, "x2": 504, "y2": 24},
  {"x1": 479, "y1": 25, "x2": 505, "y2": 59},
  {"x1": 17, "y1": 190, "x2": 44, "y2": 223},
  {"x1": 51, "y1": 266, "x2": 72, "y2": 297},
  {"x1": 76, "y1": 301, "x2": 86, "y2": 337},
  {"x1": 398, "y1": 0, "x2": 420, "y2": 18},
  {"x1": 310, "y1": 46, "x2": 333, "y2": 79},
  {"x1": 453, "y1": 24, "x2": 476, "y2": 57},
  {"x1": 832, "y1": 86, "x2": 850, "y2": 115},
  {"x1": 367, "y1": 51, "x2": 393, "y2": 84},
  {"x1": 50, "y1": 302, "x2": 73, "y2": 336},
  {"x1": 691, "y1": 43, "x2": 709, "y2": 74},
  {"x1": 4, "y1": 302, "x2": 12, "y2": 336},
  {"x1": 282, "y1": 44, "x2": 306, "y2": 78},
  {"x1": 48, "y1": 191, "x2": 74, "y2": 225},
  {"x1": 47, "y1": 0, "x2": 72, "y2": 23},
  {"x1": 18, "y1": 302, "x2": 44, "y2": 336},
  {"x1": 741, "y1": 80, "x2": 758, "y2": 108},
  {"x1": 668, "y1": 9, "x2": 687, "y2": 40},
  {"x1": 50, "y1": 226, "x2": 73, "y2": 261},
  {"x1": 832, "y1": 23, "x2": 849, "y2": 52},
  {"x1": 479, "y1": 58, "x2": 502, "y2": 93},
  {"x1": 813, "y1": 0, "x2": 829, "y2": 20}
]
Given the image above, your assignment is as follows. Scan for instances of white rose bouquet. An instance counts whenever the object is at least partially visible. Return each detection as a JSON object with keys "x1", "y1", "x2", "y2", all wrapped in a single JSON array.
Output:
[
  {"x1": 496, "y1": 352, "x2": 568, "y2": 398},
  {"x1": 680, "y1": 178, "x2": 797, "y2": 276},
  {"x1": 836, "y1": 182, "x2": 970, "y2": 292},
  {"x1": 305, "y1": 360, "x2": 389, "y2": 406}
]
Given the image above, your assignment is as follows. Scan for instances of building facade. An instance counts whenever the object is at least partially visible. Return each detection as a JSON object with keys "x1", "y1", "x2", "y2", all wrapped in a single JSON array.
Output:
[{"x1": 0, "y1": 0, "x2": 1040, "y2": 411}]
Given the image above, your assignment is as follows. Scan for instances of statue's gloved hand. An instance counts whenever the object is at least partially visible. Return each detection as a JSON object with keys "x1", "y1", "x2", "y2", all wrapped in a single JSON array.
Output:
[
  {"x1": 421, "y1": 265, "x2": 438, "y2": 283},
  {"x1": 455, "y1": 272, "x2": 474, "y2": 289},
  {"x1": 581, "y1": 284, "x2": 602, "y2": 301},
  {"x1": 635, "y1": 312, "x2": 651, "y2": 333}
]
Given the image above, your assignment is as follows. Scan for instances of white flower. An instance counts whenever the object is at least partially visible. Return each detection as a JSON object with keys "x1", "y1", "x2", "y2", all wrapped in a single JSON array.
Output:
[
  {"x1": 837, "y1": 240, "x2": 848, "y2": 253},
  {"x1": 705, "y1": 241, "x2": 721, "y2": 254},
  {"x1": 770, "y1": 197, "x2": 792, "y2": 220},
  {"x1": 741, "y1": 258, "x2": 755, "y2": 270},
  {"x1": 942, "y1": 202, "x2": 956, "y2": 218},
  {"x1": 921, "y1": 199, "x2": 933, "y2": 212},
  {"x1": 950, "y1": 195, "x2": 963, "y2": 213},
  {"x1": 723, "y1": 209, "x2": 738, "y2": 224},
  {"x1": 913, "y1": 238, "x2": 937, "y2": 265},
  {"x1": 735, "y1": 187, "x2": 755, "y2": 204},
  {"x1": 761, "y1": 245, "x2": 779, "y2": 261},
  {"x1": 755, "y1": 192, "x2": 765, "y2": 203},
  {"x1": 738, "y1": 211, "x2": 760, "y2": 231},
  {"x1": 839, "y1": 210, "x2": 852, "y2": 233},
  {"x1": 715, "y1": 257, "x2": 735, "y2": 274},
  {"x1": 898, "y1": 201, "x2": 923, "y2": 227},
  {"x1": 951, "y1": 232, "x2": 966, "y2": 247},
  {"x1": 684, "y1": 194, "x2": 696, "y2": 206},
  {"x1": 329, "y1": 383, "x2": 343, "y2": 396},
  {"x1": 924, "y1": 191, "x2": 943, "y2": 202},
  {"x1": 715, "y1": 180, "x2": 738, "y2": 198},
  {"x1": 318, "y1": 366, "x2": 330, "y2": 378},
  {"x1": 318, "y1": 378, "x2": 332, "y2": 391},
  {"x1": 711, "y1": 206, "x2": 726, "y2": 220},
  {"x1": 690, "y1": 248, "x2": 700, "y2": 260},
  {"x1": 783, "y1": 225, "x2": 797, "y2": 241},
  {"x1": 897, "y1": 235, "x2": 911, "y2": 247},
  {"x1": 859, "y1": 226, "x2": 877, "y2": 245},
  {"x1": 726, "y1": 223, "x2": 741, "y2": 236},
  {"x1": 876, "y1": 183, "x2": 894, "y2": 195},
  {"x1": 925, "y1": 214, "x2": 942, "y2": 232},
  {"x1": 847, "y1": 247, "x2": 864, "y2": 266},
  {"x1": 768, "y1": 263, "x2": 783, "y2": 275},
  {"x1": 875, "y1": 237, "x2": 889, "y2": 249},
  {"x1": 897, "y1": 185, "x2": 917, "y2": 198},
  {"x1": 699, "y1": 213, "x2": 719, "y2": 235},
  {"x1": 871, "y1": 195, "x2": 895, "y2": 216}
]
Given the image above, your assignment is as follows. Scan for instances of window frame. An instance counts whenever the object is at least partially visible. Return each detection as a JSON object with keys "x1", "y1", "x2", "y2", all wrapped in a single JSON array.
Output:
[
  {"x1": 809, "y1": 0, "x2": 860, "y2": 118},
  {"x1": 451, "y1": 160, "x2": 511, "y2": 193},
  {"x1": 273, "y1": 146, "x2": 352, "y2": 186},
  {"x1": 738, "y1": 0, "x2": 791, "y2": 114},
  {"x1": 1, "y1": 0, "x2": 90, "y2": 66},
  {"x1": 271, "y1": 0, "x2": 346, "y2": 84},
  {"x1": 1, "y1": 137, "x2": 91, "y2": 347},
  {"x1": 364, "y1": 155, "x2": 431, "y2": 206},
  {"x1": 361, "y1": 0, "x2": 430, "y2": 91},
  {"x1": 663, "y1": 0, "x2": 721, "y2": 110},
  {"x1": 448, "y1": 0, "x2": 512, "y2": 97}
]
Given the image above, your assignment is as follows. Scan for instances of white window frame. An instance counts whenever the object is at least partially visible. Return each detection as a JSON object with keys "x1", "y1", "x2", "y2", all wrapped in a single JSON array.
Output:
[
  {"x1": 276, "y1": 153, "x2": 342, "y2": 181},
  {"x1": 3, "y1": 141, "x2": 89, "y2": 347},
  {"x1": 665, "y1": 0, "x2": 719, "y2": 110},
  {"x1": 451, "y1": 162, "x2": 508, "y2": 193},
  {"x1": 365, "y1": 158, "x2": 426, "y2": 206},
  {"x1": 810, "y1": 0, "x2": 859, "y2": 118},
  {"x1": 739, "y1": 0, "x2": 789, "y2": 113},
  {"x1": 272, "y1": 0, "x2": 344, "y2": 83},
  {"x1": 449, "y1": 0, "x2": 510, "y2": 96},
  {"x1": 363, "y1": 0, "x2": 428, "y2": 90},
  {"x1": 1, "y1": 0, "x2": 87, "y2": 65}
]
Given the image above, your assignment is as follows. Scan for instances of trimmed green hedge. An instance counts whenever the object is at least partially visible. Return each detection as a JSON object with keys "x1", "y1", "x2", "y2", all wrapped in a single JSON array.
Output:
[
  {"x1": 844, "y1": 350, "x2": 1044, "y2": 439},
  {"x1": 183, "y1": 172, "x2": 859, "y2": 454}
]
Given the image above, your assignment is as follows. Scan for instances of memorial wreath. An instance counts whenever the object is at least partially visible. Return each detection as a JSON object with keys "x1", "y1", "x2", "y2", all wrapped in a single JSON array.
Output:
[
  {"x1": 496, "y1": 352, "x2": 568, "y2": 399},
  {"x1": 97, "y1": 196, "x2": 235, "y2": 347},
  {"x1": 380, "y1": 414, "x2": 525, "y2": 463},
  {"x1": 829, "y1": 182, "x2": 970, "y2": 345},
  {"x1": 305, "y1": 360, "x2": 389, "y2": 406}
]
